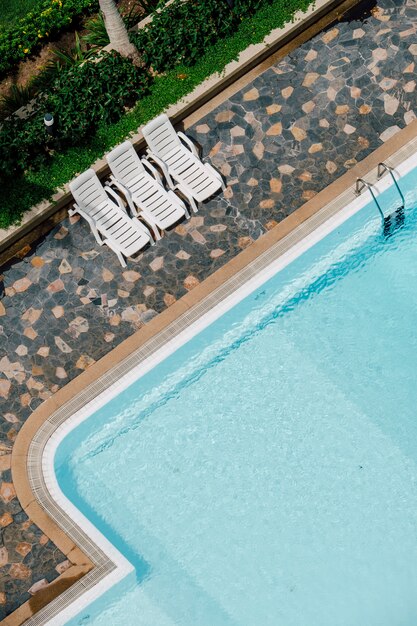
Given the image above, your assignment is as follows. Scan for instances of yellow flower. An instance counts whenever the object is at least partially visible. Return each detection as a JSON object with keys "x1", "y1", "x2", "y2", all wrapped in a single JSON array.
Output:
[
  {"x1": 24, "y1": 48, "x2": 29, "y2": 53},
  {"x1": 38, "y1": 33, "x2": 43, "y2": 38}
]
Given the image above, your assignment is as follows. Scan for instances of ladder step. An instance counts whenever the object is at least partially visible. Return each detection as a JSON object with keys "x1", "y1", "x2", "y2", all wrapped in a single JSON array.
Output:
[{"x1": 355, "y1": 165, "x2": 406, "y2": 237}]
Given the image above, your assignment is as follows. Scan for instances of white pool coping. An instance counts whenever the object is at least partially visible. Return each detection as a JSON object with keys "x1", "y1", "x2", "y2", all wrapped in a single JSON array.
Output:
[{"x1": 26, "y1": 138, "x2": 417, "y2": 625}]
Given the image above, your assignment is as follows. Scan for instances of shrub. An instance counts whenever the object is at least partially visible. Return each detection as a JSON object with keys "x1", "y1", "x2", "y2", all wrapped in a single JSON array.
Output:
[
  {"x1": 0, "y1": 51, "x2": 152, "y2": 179},
  {"x1": 49, "y1": 50, "x2": 151, "y2": 143},
  {"x1": 0, "y1": 100, "x2": 48, "y2": 176},
  {"x1": 132, "y1": 0, "x2": 236, "y2": 72},
  {"x1": 0, "y1": 0, "x2": 99, "y2": 78},
  {"x1": 131, "y1": 0, "x2": 278, "y2": 73}
]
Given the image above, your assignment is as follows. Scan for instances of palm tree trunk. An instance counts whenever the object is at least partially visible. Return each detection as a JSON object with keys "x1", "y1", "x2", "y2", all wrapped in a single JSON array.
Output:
[{"x1": 99, "y1": 0, "x2": 141, "y2": 63}]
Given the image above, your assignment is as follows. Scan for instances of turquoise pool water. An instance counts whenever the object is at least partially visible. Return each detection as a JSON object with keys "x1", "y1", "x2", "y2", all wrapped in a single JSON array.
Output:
[{"x1": 58, "y1": 169, "x2": 417, "y2": 626}]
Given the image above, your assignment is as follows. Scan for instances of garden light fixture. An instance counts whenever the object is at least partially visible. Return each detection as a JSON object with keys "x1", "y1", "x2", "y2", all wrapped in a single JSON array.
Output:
[{"x1": 44, "y1": 112, "x2": 54, "y2": 136}]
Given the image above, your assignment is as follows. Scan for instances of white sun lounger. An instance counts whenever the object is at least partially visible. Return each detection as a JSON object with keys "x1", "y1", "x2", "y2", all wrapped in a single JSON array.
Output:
[
  {"x1": 142, "y1": 113, "x2": 226, "y2": 212},
  {"x1": 106, "y1": 140, "x2": 189, "y2": 240},
  {"x1": 69, "y1": 168, "x2": 153, "y2": 267}
]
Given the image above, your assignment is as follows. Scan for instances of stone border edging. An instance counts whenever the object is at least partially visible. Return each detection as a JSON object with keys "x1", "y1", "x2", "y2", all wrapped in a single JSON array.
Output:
[
  {"x1": 0, "y1": 0, "x2": 353, "y2": 266},
  {"x1": 9, "y1": 117, "x2": 417, "y2": 626}
]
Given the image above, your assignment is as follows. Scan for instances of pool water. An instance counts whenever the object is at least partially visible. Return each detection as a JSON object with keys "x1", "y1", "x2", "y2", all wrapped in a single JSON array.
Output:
[{"x1": 58, "y1": 170, "x2": 417, "y2": 626}]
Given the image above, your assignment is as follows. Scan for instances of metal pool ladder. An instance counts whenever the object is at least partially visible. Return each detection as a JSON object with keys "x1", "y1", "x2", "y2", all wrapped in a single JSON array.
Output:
[
  {"x1": 377, "y1": 162, "x2": 405, "y2": 209},
  {"x1": 355, "y1": 162, "x2": 405, "y2": 237}
]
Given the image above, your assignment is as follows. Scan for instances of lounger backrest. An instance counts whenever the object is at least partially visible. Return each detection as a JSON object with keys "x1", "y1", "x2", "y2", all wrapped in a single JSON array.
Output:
[
  {"x1": 106, "y1": 141, "x2": 145, "y2": 189},
  {"x1": 142, "y1": 113, "x2": 181, "y2": 159},
  {"x1": 69, "y1": 169, "x2": 108, "y2": 214}
]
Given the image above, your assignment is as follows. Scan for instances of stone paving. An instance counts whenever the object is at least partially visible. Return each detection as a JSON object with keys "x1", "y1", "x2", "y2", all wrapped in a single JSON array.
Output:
[{"x1": 1, "y1": 0, "x2": 417, "y2": 617}]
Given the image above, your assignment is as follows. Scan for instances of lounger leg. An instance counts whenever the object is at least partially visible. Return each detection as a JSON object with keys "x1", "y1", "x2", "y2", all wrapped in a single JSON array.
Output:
[
  {"x1": 150, "y1": 223, "x2": 162, "y2": 240},
  {"x1": 136, "y1": 213, "x2": 160, "y2": 241},
  {"x1": 175, "y1": 184, "x2": 198, "y2": 213},
  {"x1": 189, "y1": 196, "x2": 198, "y2": 213},
  {"x1": 91, "y1": 227, "x2": 104, "y2": 246},
  {"x1": 103, "y1": 239, "x2": 127, "y2": 267},
  {"x1": 147, "y1": 216, "x2": 162, "y2": 240},
  {"x1": 114, "y1": 249, "x2": 127, "y2": 267}
]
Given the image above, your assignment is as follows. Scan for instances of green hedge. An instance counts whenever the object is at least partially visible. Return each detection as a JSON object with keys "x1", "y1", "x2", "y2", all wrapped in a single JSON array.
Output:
[
  {"x1": 0, "y1": 0, "x2": 314, "y2": 227},
  {"x1": 0, "y1": 0, "x2": 98, "y2": 78},
  {"x1": 0, "y1": 51, "x2": 151, "y2": 179},
  {"x1": 132, "y1": 0, "x2": 271, "y2": 72}
]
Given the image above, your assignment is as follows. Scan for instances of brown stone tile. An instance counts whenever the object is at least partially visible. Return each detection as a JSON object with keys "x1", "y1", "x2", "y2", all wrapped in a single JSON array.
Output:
[
  {"x1": 322, "y1": 27, "x2": 339, "y2": 43},
  {"x1": 269, "y1": 178, "x2": 282, "y2": 193},
  {"x1": 47, "y1": 279, "x2": 64, "y2": 294},
  {"x1": 243, "y1": 87, "x2": 259, "y2": 101},
  {"x1": 13, "y1": 278, "x2": 31, "y2": 293},
  {"x1": 266, "y1": 104, "x2": 281, "y2": 114},
  {"x1": 291, "y1": 126, "x2": 307, "y2": 141},
  {"x1": 266, "y1": 122, "x2": 282, "y2": 136}
]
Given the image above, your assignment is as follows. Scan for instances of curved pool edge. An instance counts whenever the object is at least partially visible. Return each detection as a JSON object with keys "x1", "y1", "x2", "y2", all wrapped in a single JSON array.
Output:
[{"x1": 10, "y1": 119, "x2": 417, "y2": 626}]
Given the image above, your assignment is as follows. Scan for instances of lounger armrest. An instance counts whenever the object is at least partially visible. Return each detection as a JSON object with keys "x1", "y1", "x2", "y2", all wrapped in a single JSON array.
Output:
[
  {"x1": 68, "y1": 203, "x2": 80, "y2": 217},
  {"x1": 146, "y1": 149, "x2": 175, "y2": 190},
  {"x1": 178, "y1": 132, "x2": 199, "y2": 158},
  {"x1": 141, "y1": 157, "x2": 163, "y2": 185},
  {"x1": 104, "y1": 184, "x2": 128, "y2": 213},
  {"x1": 106, "y1": 177, "x2": 136, "y2": 217},
  {"x1": 73, "y1": 204, "x2": 103, "y2": 245}
]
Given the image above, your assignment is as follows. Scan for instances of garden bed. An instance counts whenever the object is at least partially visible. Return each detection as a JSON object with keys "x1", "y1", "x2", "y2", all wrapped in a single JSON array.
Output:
[{"x1": 0, "y1": 0, "x2": 145, "y2": 112}]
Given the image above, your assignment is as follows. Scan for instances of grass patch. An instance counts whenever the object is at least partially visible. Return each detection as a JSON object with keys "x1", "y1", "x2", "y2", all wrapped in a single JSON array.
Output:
[
  {"x1": 0, "y1": 0, "x2": 313, "y2": 229},
  {"x1": 0, "y1": 0, "x2": 38, "y2": 28}
]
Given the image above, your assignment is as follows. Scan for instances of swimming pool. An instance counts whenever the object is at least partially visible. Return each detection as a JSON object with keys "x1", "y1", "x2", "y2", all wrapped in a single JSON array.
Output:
[{"x1": 53, "y1": 156, "x2": 417, "y2": 625}]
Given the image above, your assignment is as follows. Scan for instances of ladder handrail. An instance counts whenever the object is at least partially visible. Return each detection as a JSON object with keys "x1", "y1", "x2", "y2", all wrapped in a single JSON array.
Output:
[
  {"x1": 377, "y1": 162, "x2": 405, "y2": 208},
  {"x1": 355, "y1": 178, "x2": 385, "y2": 221}
]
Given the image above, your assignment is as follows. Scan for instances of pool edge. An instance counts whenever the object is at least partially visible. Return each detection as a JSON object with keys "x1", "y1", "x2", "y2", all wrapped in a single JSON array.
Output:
[{"x1": 10, "y1": 118, "x2": 417, "y2": 626}]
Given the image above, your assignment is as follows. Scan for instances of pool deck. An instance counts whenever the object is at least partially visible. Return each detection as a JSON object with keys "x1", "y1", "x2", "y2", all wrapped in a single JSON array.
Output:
[{"x1": 1, "y1": 0, "x2": 417, "y2": 619}]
